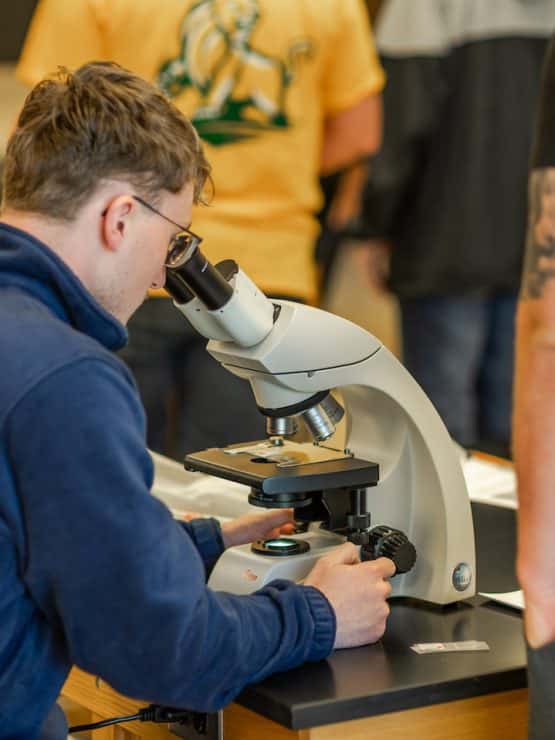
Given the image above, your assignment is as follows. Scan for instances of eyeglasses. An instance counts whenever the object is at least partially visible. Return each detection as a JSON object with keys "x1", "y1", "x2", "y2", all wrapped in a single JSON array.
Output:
[{"x1": 131, "y1": 195, "x2": 203, "y2": 268}]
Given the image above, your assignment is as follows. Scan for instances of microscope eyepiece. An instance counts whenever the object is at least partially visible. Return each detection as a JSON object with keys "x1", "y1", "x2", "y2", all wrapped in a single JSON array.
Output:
[
  {"x1": 164, "y1": 269, "x2": 195, "y2": 305},
  {"x1": 166, "y1": 245, "x2": 234, "y2": 310}
]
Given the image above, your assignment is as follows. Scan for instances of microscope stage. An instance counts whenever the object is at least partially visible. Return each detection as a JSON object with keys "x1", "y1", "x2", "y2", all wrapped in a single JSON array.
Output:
[{"x1": 184, "y1": 440, "x2": 379, "y2": 496}]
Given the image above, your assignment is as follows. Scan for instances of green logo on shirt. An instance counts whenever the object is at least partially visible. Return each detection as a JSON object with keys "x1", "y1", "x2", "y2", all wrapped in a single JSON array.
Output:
[{"x1": 157, "y1": 0, "x2": 313, "y2": 145}]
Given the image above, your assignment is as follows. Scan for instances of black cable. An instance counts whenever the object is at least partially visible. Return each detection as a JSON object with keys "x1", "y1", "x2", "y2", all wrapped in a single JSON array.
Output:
[
  {"x1": 69, "y1": 713, "x2": 141, "y2": 732},
  {"x1": 69, "y1": 704, "x2": 200, "y2": 733}
]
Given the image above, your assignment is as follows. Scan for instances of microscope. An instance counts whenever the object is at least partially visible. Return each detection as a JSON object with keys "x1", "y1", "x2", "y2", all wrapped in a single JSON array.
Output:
[{"x1": 165, "y1": 246, "x2": 475, "y2": 605}]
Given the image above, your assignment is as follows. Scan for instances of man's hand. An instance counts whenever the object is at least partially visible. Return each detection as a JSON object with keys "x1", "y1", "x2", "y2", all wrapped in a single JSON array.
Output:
[
  {"x1": 304, "y1": 542, "x2": 395, "y2": 648},
  {"x1": 220, "y1": 509, "x2": 296, "y2": 549}
]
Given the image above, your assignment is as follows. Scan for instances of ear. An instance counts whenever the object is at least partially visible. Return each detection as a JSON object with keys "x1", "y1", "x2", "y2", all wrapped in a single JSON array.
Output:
[{"x1": 100, "y1": 195, "x2": 136, "y2": 252}]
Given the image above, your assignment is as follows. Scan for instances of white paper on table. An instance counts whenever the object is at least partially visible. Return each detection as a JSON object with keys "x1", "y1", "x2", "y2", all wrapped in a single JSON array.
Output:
[
  {"x1": 460, "y1": 452, "x2": 517, "y2": 509},
  {"x1": 479, "y1": 590, "x2": 524, "y2": 611},
  {"x1": 149, "y1": 450, "x2": 259, "y2": 521}
]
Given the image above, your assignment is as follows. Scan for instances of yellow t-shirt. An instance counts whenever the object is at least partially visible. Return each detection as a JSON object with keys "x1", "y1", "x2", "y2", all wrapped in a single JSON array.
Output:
[{"x1": 17, "y1": 0, "x2": 384, "y2": 302}]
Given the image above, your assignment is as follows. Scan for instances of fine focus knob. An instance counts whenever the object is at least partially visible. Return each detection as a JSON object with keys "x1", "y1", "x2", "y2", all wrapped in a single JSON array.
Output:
[{"x1": 361, "y1": 525, "x2": 417, "y2": 575}]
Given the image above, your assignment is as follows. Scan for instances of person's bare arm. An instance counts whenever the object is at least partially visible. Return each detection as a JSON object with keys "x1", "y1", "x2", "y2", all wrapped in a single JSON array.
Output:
[
  {"x1": 321, "y1": 94, "x2": 382, "y2": 176},
  {"x1": 326, "y1": 160, "x2": 370, "y2": 230},
  {"x1": 514, "y1": 167, "x2": 555, "y2": 648}
]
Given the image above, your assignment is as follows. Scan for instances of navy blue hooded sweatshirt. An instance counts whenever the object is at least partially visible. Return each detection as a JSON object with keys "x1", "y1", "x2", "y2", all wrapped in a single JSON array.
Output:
[{"x1": 0, "y1": 223, "x2": 335, "y2": 739}]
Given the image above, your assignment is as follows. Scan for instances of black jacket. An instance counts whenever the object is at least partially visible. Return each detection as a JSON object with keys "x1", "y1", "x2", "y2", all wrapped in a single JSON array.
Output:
[
  {"x1": 532, "y1": 35, "x2": 555, "y2": 168},
  {"x1": 362, "y1": 0, "x2": 555, "y2": 298}
]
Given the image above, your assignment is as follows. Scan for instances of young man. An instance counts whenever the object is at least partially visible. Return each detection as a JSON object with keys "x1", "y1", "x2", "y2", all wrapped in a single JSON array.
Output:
[
  {"x1": 514, "y1": 36, "x2": 555, "y2": 740},
  {"x1": 0, "y1": 63, "x2": 394, "y2": 739},
  {"x1": 17, "y1": 0, "x2": 385, "y2": 457}
]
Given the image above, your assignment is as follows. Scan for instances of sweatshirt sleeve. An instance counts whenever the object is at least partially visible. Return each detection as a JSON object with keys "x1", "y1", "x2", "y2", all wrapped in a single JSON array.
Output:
[
  {"x1": 16, "y1": 0, "x2": 106, "y2": 87},
  {"x1": 179, "y1": 517, "x2": 225, "y2": 576},
  {"x1": 7, "y1": 357, "x2": 335, "y2": 711},
  {"x1": 320, "y1": 0, "x2": 385, "y2": 116}
]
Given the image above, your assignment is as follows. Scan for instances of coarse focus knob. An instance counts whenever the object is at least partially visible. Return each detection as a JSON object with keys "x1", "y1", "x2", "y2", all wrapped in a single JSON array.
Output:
[{"x1": 361, "y1": 525, "x2": 417, "y2": 575}]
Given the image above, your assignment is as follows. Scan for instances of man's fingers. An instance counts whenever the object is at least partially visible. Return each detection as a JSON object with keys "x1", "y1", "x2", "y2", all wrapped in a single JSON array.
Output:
[
  {"x1": 264, "y1": 508, "x2": 295, "y2": 528},
  {"x1": 317, "y1": 548, "x2": 398, "y2": 573},
  {"x1": 365, "y1": 556, "x2": 396, "y2": 579},
  {"x1": 279, "y1": 522, "x2": 296, "y2": 535},
  {"x1": 319, "y1": 541, "x2": 360, "y2": 566}
]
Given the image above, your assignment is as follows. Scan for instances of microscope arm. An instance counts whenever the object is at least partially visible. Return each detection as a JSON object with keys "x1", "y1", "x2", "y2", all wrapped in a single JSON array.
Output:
[{"x1": 165, "y1": 247, "x2": 475, "y2": 605}]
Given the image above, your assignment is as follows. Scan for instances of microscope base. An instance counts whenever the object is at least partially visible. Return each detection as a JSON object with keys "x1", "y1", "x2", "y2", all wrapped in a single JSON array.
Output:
[{"x1": 208, "y1": 529, "x2": 344, "y2": 595}]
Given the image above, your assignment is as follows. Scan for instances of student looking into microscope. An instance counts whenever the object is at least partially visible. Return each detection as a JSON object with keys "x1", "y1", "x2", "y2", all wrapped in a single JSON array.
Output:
[{"x1": 0, "y1": 62, "x2": 394, "y2": 739}]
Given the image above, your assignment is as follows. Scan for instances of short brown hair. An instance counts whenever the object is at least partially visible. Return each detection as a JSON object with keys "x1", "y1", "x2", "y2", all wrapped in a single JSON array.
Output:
[{"x1": 1, "y1": 62, "x2": 211, "y2": 219}]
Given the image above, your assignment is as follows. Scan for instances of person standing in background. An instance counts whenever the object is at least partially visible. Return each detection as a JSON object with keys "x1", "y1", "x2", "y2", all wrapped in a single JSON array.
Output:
[
  {"x1": 514, "y1": 35, "x2": 555, "y2": 740},
  {"x1": 360, "y1": 0, "x2": 555, "y2": 456},
  {"x1": 316, "y1": 0, "x2": 385, "y2": 297},
  {"x1": 17, "y1": 0, "x2": 384, "y2": 457}
]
